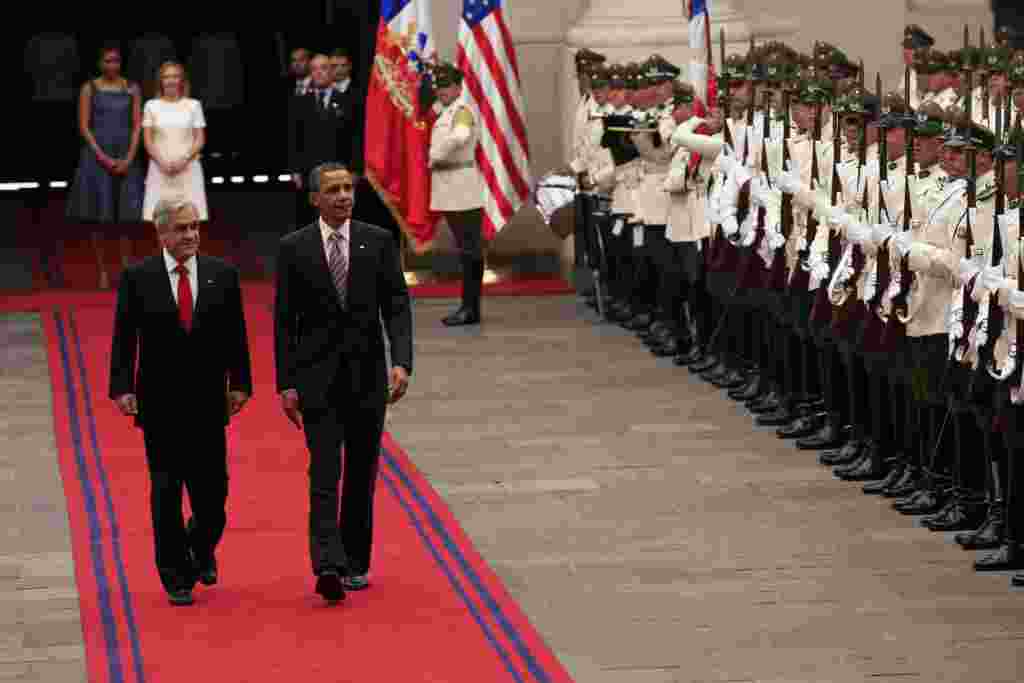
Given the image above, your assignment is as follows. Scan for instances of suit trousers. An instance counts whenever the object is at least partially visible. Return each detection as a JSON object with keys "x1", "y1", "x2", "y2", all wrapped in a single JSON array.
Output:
[
  {"x1": 142, "y1": 423, "x2": 229, "y2": 593},
  {"x1": 301, "y1": 358, "x2": 387, "y2": 576}
]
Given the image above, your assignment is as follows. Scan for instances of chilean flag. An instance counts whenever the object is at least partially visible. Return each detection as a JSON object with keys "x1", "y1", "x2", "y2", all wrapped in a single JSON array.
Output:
[
  {"x1": 364, "y1": 0, "x2": 440, "y2": 251},
  {"x1": 688, "y1": 0, "x2": 717, "y2": 108}
]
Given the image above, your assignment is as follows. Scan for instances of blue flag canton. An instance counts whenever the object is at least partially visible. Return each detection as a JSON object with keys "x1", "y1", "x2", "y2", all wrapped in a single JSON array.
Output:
[
  {"x1": 690, "y1": 0, "x2": 707, "y2": 18},
  {"x1": 463, "y1": 0, "x2": 499, "y2": 27},
  {"x1": 382, "y1": 0, "x2": 412, "y2": 23}
]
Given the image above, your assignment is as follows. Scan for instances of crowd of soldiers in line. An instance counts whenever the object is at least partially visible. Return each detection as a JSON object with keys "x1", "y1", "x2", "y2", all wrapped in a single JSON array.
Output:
[{"x1": 567, "y1": 24, "x2": 1024, "y2": 590}]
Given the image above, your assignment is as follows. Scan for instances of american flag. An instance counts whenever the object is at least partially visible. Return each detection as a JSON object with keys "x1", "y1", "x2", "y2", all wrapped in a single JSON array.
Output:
[{"x1": 457, "y1": 0, "x2": 531, "y2": 239}]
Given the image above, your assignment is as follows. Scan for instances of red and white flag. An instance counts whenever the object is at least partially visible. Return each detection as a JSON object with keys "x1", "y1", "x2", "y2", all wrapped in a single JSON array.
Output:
[{"x1": 456, "y1": 0, "x2": 532, "y2": 239}]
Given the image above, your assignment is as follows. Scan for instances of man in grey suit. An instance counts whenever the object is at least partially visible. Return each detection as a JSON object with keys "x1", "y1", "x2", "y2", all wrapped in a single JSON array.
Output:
[{"x1": 273, "y1": 162, "x2": 413, "y2": 604}]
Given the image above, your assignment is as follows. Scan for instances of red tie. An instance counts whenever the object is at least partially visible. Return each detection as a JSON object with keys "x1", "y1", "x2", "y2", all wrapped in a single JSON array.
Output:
[{"x1": 175, "y1": 264, "x2": 193, "y2": 331}]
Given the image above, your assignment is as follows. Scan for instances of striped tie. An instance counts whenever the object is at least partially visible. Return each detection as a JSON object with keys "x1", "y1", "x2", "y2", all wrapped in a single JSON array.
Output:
[{"x1": 328, "y1": 231, "x2": 347, "y2": 308}]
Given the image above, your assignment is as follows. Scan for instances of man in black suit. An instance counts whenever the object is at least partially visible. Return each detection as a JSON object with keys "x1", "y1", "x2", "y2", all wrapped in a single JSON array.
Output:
[
  {"x1": 288, "y1": 54, "x2": 357, "y2": 229},
  {"x1": 109, "y1": 198, "x2": 253, "y2": 606},
  {"x1": 274, "y1": 162, "x2": 412, "y2": 604}
]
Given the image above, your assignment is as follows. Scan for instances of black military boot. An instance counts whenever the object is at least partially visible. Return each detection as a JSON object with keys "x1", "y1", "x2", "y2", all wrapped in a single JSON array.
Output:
[
  {"x1": 974, "y1": 543, "x2": 1023, "y2": 572},
  {"x1": 796, "y1": 413, "x2": 845, "y2": 450},
  {"x1": 862, "y1": 457, "x2": 906, "y2": 495},
  {"x1": 955, "y1": 502, "x2": 1005, "y2": 551},
  {"x1": 442, "y1": 257, "x2": 482, "y2": 326}
]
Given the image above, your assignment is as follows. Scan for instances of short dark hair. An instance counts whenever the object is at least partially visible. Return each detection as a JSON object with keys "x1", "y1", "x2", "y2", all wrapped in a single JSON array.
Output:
[
  {"x1": 330, "y1": 48, "x2": 351, "y2": 60},
  {"x1": 309, "y1": 162, "x2": 352, "y2": 192},
  {"x1": 98, "y1": 43, "x2": 121, "y2": 59}
]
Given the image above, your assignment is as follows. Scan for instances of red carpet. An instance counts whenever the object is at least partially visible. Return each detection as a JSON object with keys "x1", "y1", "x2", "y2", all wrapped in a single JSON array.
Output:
[
  {"x1": 3, "y1": 277, "x2": 572, "y2": 314},
  {"x1": 44, "y1": 304, "x2": 576, "y2": 683}
]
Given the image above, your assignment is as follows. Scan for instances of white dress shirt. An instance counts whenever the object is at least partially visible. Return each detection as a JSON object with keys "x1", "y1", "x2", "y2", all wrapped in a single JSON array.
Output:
[
  {"x1": 320, "y1": 217, "x2": 350, "y2": 265},
  {"x1": 334, "y1": 78, "x2": 351, "y2": 94},
  {"x1": 164, "y1": 250, "x2": 198, "y2": 310}
]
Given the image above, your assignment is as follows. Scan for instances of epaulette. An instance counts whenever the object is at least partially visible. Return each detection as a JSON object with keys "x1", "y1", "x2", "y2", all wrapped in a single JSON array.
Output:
[
  {"x1": 1009, "y1": 197, "x2": 1021, "y2": 210},
  {"x1": 888, "y1": 161, "x2": 899, "y2": 171},
  {"x1": 918, "y1": 170, "x2": 930, "y2": 179},
  {"x1": 977, "y1": 182, "x2": 996, "y2": 202}
]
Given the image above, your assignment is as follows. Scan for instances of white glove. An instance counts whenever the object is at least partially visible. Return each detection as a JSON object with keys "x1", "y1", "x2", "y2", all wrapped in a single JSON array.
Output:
[
  {"x1": 959, "y1": 257, "x2": 980, "y2": 286},
  {"x1": 871, "y1": 223, "x2": 894, "y2": 245},
  {"x1": 847, "y1": 222, "x2": 872, "y2": 245},
  {"x1": 1010, "y1": 290, "x2": 1024, "y2": 310},
  {"x1": 749, "y1": 177, "x2": 771, "y2": 207},
  {"x1": 721, "y1": 214, "x2": 740, "y2": 237},
  {"x1": 982, "y1": 265, "x2": 1006, "y2": 293},
  {"x1": 891, "y1": 231, "x2": 913, "y2": 257},
  {"x1": 766, "y1": 229, "x2": 786, "y2": 251},
  {"x1": 777, "y1": 158, "x2": 804, "y2": 195}
]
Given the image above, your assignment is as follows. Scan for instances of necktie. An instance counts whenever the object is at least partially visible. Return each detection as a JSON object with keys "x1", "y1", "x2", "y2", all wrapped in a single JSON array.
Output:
[
  {"x1": 328, "y1": 231, "x2": 348, "y2": 308},
  {"x1": 175, "y1": 264, "x2": 193, "y2": 331}
]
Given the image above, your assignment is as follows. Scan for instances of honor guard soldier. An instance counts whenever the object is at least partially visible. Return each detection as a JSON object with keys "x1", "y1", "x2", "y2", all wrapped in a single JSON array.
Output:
[{"x1": 428, "y1": 60, "x2": 486, "y2": 326}]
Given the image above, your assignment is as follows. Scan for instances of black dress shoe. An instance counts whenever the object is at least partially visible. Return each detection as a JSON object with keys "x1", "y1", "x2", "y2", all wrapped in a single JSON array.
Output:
[
  {"x1": 700, "y1": 361, "x2": 729, "y2": 382},
  {"x1": 713, "y1": 369, "x2": 747, "y2": 389},
  {"x1": 756, "y1": 408, "x2": 796, "y2": 427},
  {"x1": 315, "y1": 569, "x2": 347, "y2": 603},
  {"x1": 832, "y1": 449, "x2": 871, "y2": 476},
  {"x1": 820, "y1": 439, "x2": 864, "y2": 466},
  {"x1": 442, "y1": 307, "x2": 480, "y2": 326},
  {"x1": 955, "y1": 505, "x2": 1005, "y2": 550},
  {"x1": 881, "y1": 465, "x2": 921, "y2": 498},
  {"x1": 1012, "y1": 572, "x2": 1024, "y2": 587},
  {"x1": 652, "y1": 339, "x2": 680, "y2": 357},
  {"x1": 675, "y1": 347, "x2": 704, "y2": 366},
  {"x1": 924, "y1": 499, "x2": 985, "y2": 532},
  {"x1": 777, "y1": 413, "x2": 824, "y2": 439},
  {"x1": 623, "y1": 313, "x2": 652, "y2": 330},
  {"x1": 862, "y1": 462, "x2": 906, "y2": 495},
  {"x1": 690, "y1": 354, "x2": 718, "y2": 373},
  {"x1": 974, "y1": 544, "x2": 1023, "y2": 572},
  {"x1": 730, "y1": 375, "x2": 763, "y2": 401},
  {"x1": 836, "y1": 454, "x2": 886, "y2": 482},
  {"x1": 796, "y1": 416, "x2": 845, "y2": 450},
  {"x1": 920, "y1": 496, "x2": 962, "y2": 528},
  {"x1": 749, "y1": 393, "x2": 781, "y2": 415},
  {"x1": 167, "y1": 589, "x2": 194, "y2": 606},
  {"x1": 895, "y1": 488, "x2": 947, "y2": 515}
]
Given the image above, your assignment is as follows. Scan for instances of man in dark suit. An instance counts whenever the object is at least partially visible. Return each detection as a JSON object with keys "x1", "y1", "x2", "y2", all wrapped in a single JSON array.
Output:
[
  {"x1": 274, "y1": 162, "x2": 412, "y2": 604},
  {"x1": 288, "y1": 54, "x2": 357, "y2": 229},
  {"x1": 109, "y1": 198, "x2": 253, "y2": 606}
]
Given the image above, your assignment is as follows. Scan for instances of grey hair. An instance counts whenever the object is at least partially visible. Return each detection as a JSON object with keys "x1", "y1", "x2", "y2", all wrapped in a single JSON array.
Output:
[
  {"x1": 152, "y1": 197, "x2": 195, "y2": 229},
  {"x1": 308, "y1": 162, "x2": 352, "y2": 193}
]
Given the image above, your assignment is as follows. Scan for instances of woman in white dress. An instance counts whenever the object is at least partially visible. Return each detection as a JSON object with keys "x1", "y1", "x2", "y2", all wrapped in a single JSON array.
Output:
[{"x1": 142, "y1": 61, "x2": 208, "y2": 221}]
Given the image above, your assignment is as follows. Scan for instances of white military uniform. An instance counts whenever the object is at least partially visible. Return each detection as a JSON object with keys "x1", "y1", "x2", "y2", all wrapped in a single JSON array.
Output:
[{"x1": 430, "y1": 95, "x2": 484, "y2": 213}]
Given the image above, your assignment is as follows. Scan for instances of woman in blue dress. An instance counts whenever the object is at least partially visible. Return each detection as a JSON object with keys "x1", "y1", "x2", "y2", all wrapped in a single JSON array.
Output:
[{"x1": 66, "y1": 44, "x2": 145, "y2": 288}]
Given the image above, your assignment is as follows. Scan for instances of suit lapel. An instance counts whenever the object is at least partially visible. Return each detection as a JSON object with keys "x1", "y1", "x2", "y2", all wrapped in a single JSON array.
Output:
[
  {"x1": 191, "y1": 257, "x2": 216, "y2": 332},
  {"x1": 302, "y1": 224, "x2": 338, "y2": 301},
  {"x1": 150, "y1": 256, "x2": 179, "y2": 317}
]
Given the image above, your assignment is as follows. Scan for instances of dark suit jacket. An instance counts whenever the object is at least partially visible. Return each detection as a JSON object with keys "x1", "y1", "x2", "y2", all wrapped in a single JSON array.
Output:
[
  {"x1": 273, "y1": 220, "x2": 412, "y2": 412},
  {"x1": 287, "y1": 88, "x2": 357, "y2": 176},
  {"x1": 109, "y1": 255, "x2": 253, "y2": 430}
]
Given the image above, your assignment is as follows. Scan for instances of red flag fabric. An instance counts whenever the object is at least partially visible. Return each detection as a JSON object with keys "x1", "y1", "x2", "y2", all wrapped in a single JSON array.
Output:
[{"x1": 364, "y1": 20, "x2": 440, "y2": 252}]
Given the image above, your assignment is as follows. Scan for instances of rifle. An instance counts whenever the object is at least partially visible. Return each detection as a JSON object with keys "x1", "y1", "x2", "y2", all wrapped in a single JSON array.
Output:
[
  {"x1": 863, "y1": 73, "x2": 894, "y2": 351},
  {"x1": 1015, "y1": 117, "x2": 1024, "y2": 390},
  {"x1": 769, "y1": 86, "x2": 793, "y2": 290},
  {"x1": 883, "y1": 64, "x2": 917, "y2": 348},
  {"x1": 981, "y1": 28, "x2": 991, "y2": 125},
  {"x1": 708, "y1": 28, "x2": 734, "y2": 270},
  {"x1": 736, "y1": 88, "x2": 772, "y2": 290},
  {"x1": 830, "y1": 72, "x2": 872, "y2": 338},
  {"x1": 793, "y1": 98, "x2": 823, "y2": 294},
  {"x1": 956, "y1": 26, "x2": 981, "y2": 362},
  {"x1": 972, "y1": 106, "x2": 1007, "y2": 402},
  {"x1": 811, "y1": 66, "x2": 845, "y2": 326}
]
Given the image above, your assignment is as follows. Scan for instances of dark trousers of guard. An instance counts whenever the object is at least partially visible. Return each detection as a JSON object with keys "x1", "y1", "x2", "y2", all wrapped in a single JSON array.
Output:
[
  {"x1": 143, "y1": 424, "x2": 229, "y2": 594},
  {"x1": 446, "y1": 208, "x2": 485, "y2": 316},
  {"x1": 605, "y1": 217, "x2": 635, "y2": 318},
  {"x1": 302, "y1": 356, "x2": 387, "y2": 577}
]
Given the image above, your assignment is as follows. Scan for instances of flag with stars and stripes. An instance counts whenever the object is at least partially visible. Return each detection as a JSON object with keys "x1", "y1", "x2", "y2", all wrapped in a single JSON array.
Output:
[
  {"x1": 688, "y1": 0, "x2": 716, "y2": 107},
  {"x1": 457, "y1": 0, "x2": 532, "y2": 239},
  {"x1": 365, "y1": 0, "x2": 440, "y2": 251}
]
